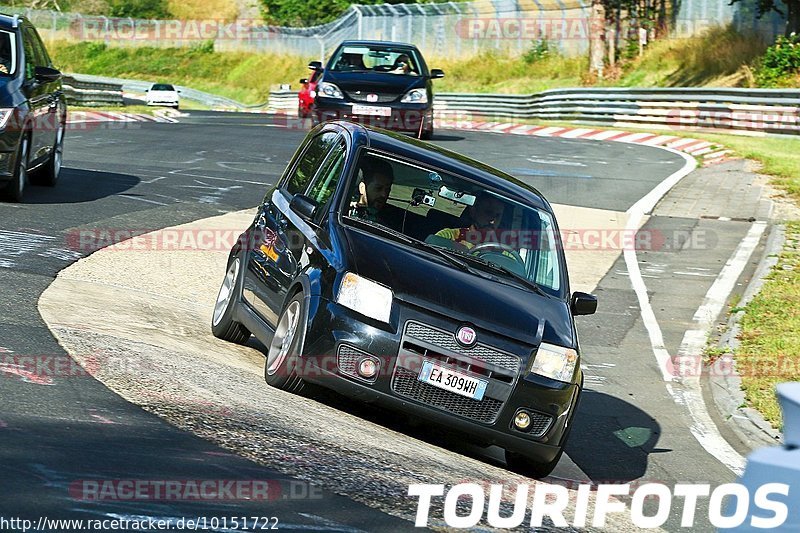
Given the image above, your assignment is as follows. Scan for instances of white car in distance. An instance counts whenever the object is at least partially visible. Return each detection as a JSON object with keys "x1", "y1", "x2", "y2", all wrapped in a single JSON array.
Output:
[{"x1": 146, "y1": 83, "x2": 180, "y2": 109}]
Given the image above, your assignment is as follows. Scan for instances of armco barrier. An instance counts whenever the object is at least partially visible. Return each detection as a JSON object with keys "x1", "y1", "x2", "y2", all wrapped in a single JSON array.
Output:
[
  {"x1": 268, "y1": 87, "x2": 800, "y2": 135},
  {"x1": 62, "y1": 75, "x2": 124, "y2": 107}
]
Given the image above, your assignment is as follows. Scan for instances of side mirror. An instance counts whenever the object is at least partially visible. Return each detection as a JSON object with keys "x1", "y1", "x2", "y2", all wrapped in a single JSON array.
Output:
[
  {"x1": 308, "y1": 61, "x2": 323, "y2": 72},
  {"x1": 290, "y1": 194, "x2": 317, "y2": 222},
  {"x1": 299, "y1": 78, "x2": 308, "y2": 85},
  {"x1": 571, "y1": 292, "x2": 597, "y2": 316},
  {"x1": 430, "y1": 68, "x2": 444, "y2": 79},
  {"x1": 34, "y1": 66, "x2": 62, "y2": 83}
]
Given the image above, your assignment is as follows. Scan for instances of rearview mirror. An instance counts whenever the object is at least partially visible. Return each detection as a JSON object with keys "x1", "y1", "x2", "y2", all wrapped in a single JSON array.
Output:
[
  {"x1": 308, "y1": 61, "x2": 323, "y2": 71},
  {"x1": 430, "y1": 68, "x2": 445, "y2": 79},
  {"x1": 34, "y1": 66, "x2": 62, "y2": 83},
  {"x1": 571, "y1": 292, "x2": 597, "y2": 316},
  {"x1": 290, "y1": 194, "x2": 317, "y2": 222}
]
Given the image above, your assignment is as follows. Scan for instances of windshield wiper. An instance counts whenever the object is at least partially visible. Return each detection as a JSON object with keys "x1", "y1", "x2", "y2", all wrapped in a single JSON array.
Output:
[
  {"x1": 347, "y1": 217, "x2": 473, "y2": 274},
  {"x1": 460, "y1": 255, "x2": 551, "y2": 297}
]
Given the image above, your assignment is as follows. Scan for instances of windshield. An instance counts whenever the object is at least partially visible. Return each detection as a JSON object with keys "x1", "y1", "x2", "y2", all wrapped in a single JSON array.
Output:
[
  {"x1": 0, "y1": 30, "x2": 16, "y2": 76},
  {"x1": 342, "y1": 150, "x2": 564, "y2": 296},
  {"x1": 328, "y1": 45, "x2": 423, "y2": 76},
  {"x1": 151, "y1": 83, "x2": 175, "y2": 91}
]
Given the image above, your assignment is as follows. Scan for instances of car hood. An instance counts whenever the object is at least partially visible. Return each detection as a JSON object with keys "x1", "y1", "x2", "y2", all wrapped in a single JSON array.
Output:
[
  {"x1": 149, "y1": 91, "x2": 178, "y2": 97},
  {"x1": 343, "y1": 227, "x2": 575, "y2": 348},
  {"x1": 322, "y1": 71, "x2": 423, "y2": 95}
]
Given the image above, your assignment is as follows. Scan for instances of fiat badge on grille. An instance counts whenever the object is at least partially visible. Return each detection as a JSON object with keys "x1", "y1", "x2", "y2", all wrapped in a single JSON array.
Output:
[{"x1": 456, "y1": 326, "x2": 477, "y2": 347}]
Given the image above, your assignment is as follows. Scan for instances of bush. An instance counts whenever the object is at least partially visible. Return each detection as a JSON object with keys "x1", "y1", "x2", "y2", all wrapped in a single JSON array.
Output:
[
  {"x1": 756, "y1": 33, "x2": 800, "y2": 86},
  {"x1": 522, "y1": 40, "x2": 551, "y2": 64}
]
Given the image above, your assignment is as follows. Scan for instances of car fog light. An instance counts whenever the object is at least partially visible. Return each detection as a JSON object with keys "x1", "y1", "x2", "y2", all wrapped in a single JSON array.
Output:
[
  {"x1": 514, "y1": 411, "x2": 531, "y2": 430},
  {"x1": 358, "y1": 358, "x2": 378, "y2": 379}
]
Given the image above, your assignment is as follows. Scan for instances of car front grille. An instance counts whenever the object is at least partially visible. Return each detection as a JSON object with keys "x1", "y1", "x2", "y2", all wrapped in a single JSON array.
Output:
[
  {"x1": 345, "y1": 91, "x2": 398, "y2": 103},
  {"x1": 405, "y1": 321, "x2": 521, "y2": 374},
  {"x1": 391, "y1": 366, "x2": 504, "y2": 424}
]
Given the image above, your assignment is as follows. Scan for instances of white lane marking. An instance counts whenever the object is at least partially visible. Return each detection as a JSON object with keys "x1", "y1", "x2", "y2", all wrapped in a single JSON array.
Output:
[
  {"x1": 623, "y1": 144, "x2": 754, "y2": 475},
  {"x1": 116, "y1": 194, "x2": 169, "y2": 206},
  {"x1": 672, "y1": 271, "x2": 717, "y2": 277},
  {"x1": 670, "y1": 222, "x2": 766, "y2": 475},
  {"x1": 526, "y1": 156, "x2": 587, "y2": 167}
]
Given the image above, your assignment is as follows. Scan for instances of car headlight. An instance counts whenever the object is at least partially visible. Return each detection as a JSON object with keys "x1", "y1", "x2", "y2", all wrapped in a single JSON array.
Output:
[
  {"x1": 401, "y1": 89, "x2": 428, "y2": 104},
  {"x1": 528, "y1": 342, "x2": 578, "y2": 382},
  {"x1": 318, "y1": 82, "x2": 343, "y2": 99},
  {"x1": 336, "y1": 272, "x2": 393, "y2": 323},
  {"x1": 0, "y1": 109, "x2": 13, "y2": 130}
]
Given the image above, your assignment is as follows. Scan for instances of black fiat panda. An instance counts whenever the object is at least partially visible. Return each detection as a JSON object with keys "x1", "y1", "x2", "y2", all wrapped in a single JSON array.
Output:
[{"x1": 212, "y1": 121, "x2": 597, "y2": 478}]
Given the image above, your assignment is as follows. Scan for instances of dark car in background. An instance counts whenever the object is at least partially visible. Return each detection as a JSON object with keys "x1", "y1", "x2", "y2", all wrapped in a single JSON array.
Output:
[
  {"x1": 311, "y1": 40, "x2": 443, "y2": 140},
  {"x1": 211, "y1": 121, "x2": 597, "y2": 477},
  {"x1": 0, "y1": 13, "x2": 65, "y2": 202}
]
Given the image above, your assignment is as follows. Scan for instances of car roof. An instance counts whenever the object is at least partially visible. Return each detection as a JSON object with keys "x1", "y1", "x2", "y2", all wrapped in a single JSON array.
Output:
[
  {"x1": 336, "y1": 121, "x2": 551, "y2": 211},
  {"x1": 338, "y1": 40, "x2": 419, "y2": 50},
  {"x1": 0, "y1": 13, "x2": 22, "y2": 29}
]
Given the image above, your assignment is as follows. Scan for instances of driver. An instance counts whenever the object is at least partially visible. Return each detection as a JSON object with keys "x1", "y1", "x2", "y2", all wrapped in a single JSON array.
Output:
[
  {"x1": 435, "y1": 191, "x2": 506, "y2": 249},
  {"x1": 348, "y1": 157, "x2": 394, "y2": 224}
]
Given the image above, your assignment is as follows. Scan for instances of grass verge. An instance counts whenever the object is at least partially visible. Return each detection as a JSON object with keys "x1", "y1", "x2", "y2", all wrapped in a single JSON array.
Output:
[{"x1": 736, "y1": 222, "x2": 800, "y2": 428}]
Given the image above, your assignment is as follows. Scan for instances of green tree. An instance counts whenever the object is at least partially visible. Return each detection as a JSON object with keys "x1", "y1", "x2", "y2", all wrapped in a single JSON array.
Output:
[
  {"x1": 107, "y1": 0, "x2": 169, "y2": 18},
  {"x1": 730, "y1": 0, "x2": 800, "y2": 37}
]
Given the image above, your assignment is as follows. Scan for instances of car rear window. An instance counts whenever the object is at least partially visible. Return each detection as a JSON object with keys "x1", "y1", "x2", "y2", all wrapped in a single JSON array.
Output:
[
  {"x1": 343, "y1": 150, "x2": 564, "y2": 296},
  {"x1": 151, "y1": 84, "x2": 175, "y2": 91},
  {"x1": 0, "y1": 30, "x2": 17, "y2": 76}
]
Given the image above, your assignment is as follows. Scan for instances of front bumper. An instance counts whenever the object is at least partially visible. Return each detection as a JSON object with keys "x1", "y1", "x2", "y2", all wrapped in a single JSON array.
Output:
[
  {"x1": 299, "y1": 298, "x2": 581, "y2": 462},
  {"x1": 314, "y1": 98, "x2": 433, "y2": 133}
]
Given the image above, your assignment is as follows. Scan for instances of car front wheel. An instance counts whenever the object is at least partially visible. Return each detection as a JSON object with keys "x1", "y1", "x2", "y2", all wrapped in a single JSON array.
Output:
[
  {"x1": 33, "y1": 116, "x2": 64, "y2": 186},
  {"x1": 3, "y1": 134, "x2": 30, "y2": 202},
  {"x1": 264, "y1": 292, "x2": 306, "y2": 393}
]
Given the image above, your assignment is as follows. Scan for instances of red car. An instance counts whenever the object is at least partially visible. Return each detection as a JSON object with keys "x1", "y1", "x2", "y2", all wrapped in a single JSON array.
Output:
[{"x1": 298, "y1": 68, "x2": 321, "y2": 118}]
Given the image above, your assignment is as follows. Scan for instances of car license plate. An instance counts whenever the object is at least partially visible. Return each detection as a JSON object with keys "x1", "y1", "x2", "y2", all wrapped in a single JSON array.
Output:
[
  {"x1": 352, "y1": 104, "x2": 392, "y2": 117},
  {"x1": 418, "y1": 361, "x2": 488, "y2": 401}
]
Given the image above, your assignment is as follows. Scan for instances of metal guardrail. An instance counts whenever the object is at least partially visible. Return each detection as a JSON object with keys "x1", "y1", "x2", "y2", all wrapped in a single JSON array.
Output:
[
  {"x1": 268, "y1": 87, "x2": 800, "y2": 135},
  {"x1": 62, "y1": 75, "x2": 124, "y2": 107}
]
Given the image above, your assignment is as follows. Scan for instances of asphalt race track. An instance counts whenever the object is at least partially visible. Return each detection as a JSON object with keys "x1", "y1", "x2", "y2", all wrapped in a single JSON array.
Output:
[{"x1": 0, "y1": 112, "x2": 770, "y2": 531}]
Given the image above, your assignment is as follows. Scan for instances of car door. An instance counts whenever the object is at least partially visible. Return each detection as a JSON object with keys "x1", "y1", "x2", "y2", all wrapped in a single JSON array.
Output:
[
  {"x1": 243, "y1": 129, "x2": 342, "y2": 326},
  {"x1": 20, "y1": 25, "x2": 55, "y2": 164},
  {"x1": 29, "y1": 26, "x2": 60, "y2": 160}
]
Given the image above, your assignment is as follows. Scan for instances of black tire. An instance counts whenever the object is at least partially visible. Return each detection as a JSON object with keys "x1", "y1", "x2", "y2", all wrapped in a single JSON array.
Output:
[
  {"x1": 419, "y1": 124, "x2": 434, "y2": 140},
  {"x1": 264, "y1": 292, "x2": 306, "y2": 393},
  {"x1": 211, "y1": 255, "x2": 251, "y2": 344},
  {"x1": 32, "y1": 115, "x2": 64, "y2": 187},
  {"x1": 504, "y1": 448, "x2": 563, "y2": 479},
  {"x1": 3, "y1": 133, "x2": 30, "y2": 202}
]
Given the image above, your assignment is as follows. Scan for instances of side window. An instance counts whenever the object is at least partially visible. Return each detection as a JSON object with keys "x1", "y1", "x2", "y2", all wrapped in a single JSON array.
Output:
[
  {"x1": 21, "y1": 29, "x2": 36, "y2": 79},
  {"x1": 285, "y1": 131, "x2": 339, "y2": 195},
  {"x1": 308, "y1": 139, "x2": 346, "y2": 214},
  {"x1": 30, "y1": 28, "x2": 52, "y2": 67}
]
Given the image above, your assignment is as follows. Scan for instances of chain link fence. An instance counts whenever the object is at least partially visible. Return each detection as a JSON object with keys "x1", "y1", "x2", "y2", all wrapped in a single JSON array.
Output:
[
  {"x1": 2, "y1": 0, "x2": 784, "y2": 61},
  {"x1": 2, "y1": 1, "x2": 593, "y2": 59}
]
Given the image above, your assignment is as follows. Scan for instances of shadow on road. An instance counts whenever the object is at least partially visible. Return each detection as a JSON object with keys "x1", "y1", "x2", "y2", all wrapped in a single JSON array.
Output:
[
  {"x1": 566, "y1": 389, "x2": 664, "y2": 482},
  {"x1": 24, "y1": 168, "x2": 140, "y2": 205}
]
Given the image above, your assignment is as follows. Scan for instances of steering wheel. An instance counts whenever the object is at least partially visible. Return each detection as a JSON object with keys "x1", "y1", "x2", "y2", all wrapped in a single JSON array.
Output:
[{"x1": 469, "y1": 242, "x2": 525, "y2": 265}]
